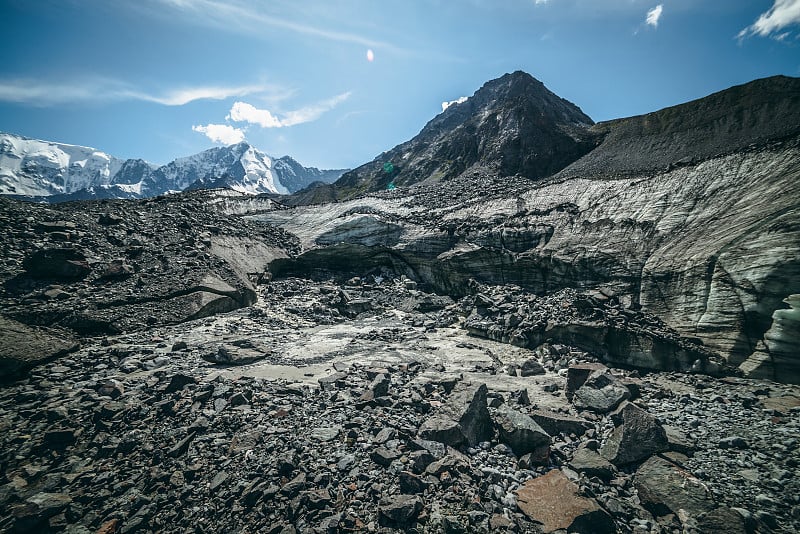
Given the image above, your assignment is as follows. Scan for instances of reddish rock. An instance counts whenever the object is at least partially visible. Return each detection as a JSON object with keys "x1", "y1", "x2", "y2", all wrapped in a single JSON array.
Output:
[{"x1": 516, "y1": 470, "x2": 614, "y2": 533}]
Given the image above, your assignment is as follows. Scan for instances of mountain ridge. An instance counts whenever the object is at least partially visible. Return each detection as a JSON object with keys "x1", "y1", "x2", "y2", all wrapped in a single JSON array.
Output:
[{"x1": 0, "y1": 133, "x2": 347, "y2": 201}]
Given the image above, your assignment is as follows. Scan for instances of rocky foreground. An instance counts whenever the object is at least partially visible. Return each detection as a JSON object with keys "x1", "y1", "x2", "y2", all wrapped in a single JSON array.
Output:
[{"x1": 1, "y1": 277, "x2": 798, "y2": 533}]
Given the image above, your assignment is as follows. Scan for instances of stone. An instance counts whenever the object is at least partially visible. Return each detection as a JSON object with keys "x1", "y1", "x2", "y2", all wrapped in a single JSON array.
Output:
[
  {"x1": 600, "y1": 403, "x2": 668, "y2": 465},
  {"x1": 379, "y1": 494, "x2": 423, "y2": 527},
  {"x1": 634, "y1": 455, "x2": 716, "y2": 520},
  {"x1": 22, "y1": 248, "x2": 91, "y2": 280},
  {"x1": 0, "y1": 317, "x2": 79, "y2": 381},
  {"x1": 399, "y1": 471, "x2": 428, "y2": 494},
  {"x1": 530, "y1": 408, "x2": 593, "y2": 437},
  {"x1": 418, "y1": 382, "x2": 491, "y2": 447},
  {"x1": 565, "y1": 363, "x2": 607, "y2": 400},
  {"x1": 310, "y1": 426, "x2": 341, "y2": 442},
  {"x1": 493, "y1": 405, "x2": 551, "y2": 456},
  {"x1": 370, "y1": 446, "x2": 401, "y2": 467},
  {"x1": 569, "y1": 448, "x2": 615, "y2": 481},
  {"x1": 203, "y1": 341, "x2": 270, "y2": 365},
  {"x1": 164, "y1": 373, "x2": 196, "y2": 393},
  {"x1": 418, "y1": 416, "x2": 464, "y2": 447},
  {"x1": 520, "y1": 358, "x2": 545, "y2": 376},
  {"x1": 516, "y1": 470, "x2": 614, "y2": 533},
  {"x1": 572, "y1": 369, "x2": 630, "y2": 413}
]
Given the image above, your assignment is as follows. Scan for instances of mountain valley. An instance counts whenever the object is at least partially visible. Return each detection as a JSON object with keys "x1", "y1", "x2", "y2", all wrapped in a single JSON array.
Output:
[{"x1": 0, "y1": 71, "x2": 799, "y2": 533}]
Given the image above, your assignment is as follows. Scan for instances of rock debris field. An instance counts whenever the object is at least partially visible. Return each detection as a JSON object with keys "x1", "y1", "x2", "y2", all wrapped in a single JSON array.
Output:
[{"x1": 1, "y1": 277, "x2": 798, "y2": 533}]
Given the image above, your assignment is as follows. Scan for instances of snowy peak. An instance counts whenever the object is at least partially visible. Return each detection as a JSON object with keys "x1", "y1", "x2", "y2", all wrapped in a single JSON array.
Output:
[
  {"x1": 0, "y1": 133, "x2": 347, "y2": 201},
  {"x1": 0, "y1": 133, "x2": 126, "y2": 197}
]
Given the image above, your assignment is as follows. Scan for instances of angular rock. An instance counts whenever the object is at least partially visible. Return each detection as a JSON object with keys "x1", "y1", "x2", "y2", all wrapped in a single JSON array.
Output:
[
  {"x1": 418, "y1": 382, "x2": 491, "y2": 447},
  {"x1": 516, "y1": 470, "x2": 614, "y2": 533},
  {"x1": 379, "y1": 494, "x2": 423, "y2": 527},
  {"x1": 635, "y1": 455, "x2": 716, "y2": 520},
  {"x1": 22, "y1": 248, "x2": 91, "y2": 280},
  {"x1": 0, "y1": 317, "x2": 79, "y2": 382},
  {"x1": 493, "y1": 405, "x2": 551, "y2": 456},
  {"x1": 600, "y1": 403, "x2": 668, "y2": 465},
  {"x1": 203, "y1": 341, "x2": 270, "y2": 365},
  {"x1": 530, "y1": 408, "x2": 593, "y2": 437},
  {"x1": 572, "y1": 369, "x2": 630, "y2": 413},
  {"x1": 565, "y1": 363, "x2": 607, "y2": 400},
  {"x1": 520, "y1": 358, "x2": 545, "y2": 377},
  {"x1": 569, "y1": 448, "x2": 615, "y2": 481}
]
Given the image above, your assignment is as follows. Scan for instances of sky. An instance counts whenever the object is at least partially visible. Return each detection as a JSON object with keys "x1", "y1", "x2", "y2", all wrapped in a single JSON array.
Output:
[{"x1": 0, "y1": 0, "x2": 799, "y2": 169}]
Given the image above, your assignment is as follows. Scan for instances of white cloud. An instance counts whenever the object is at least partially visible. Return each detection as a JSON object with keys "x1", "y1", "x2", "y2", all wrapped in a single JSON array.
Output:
[
  {"x1": 0, "y1": 77, "x2": 273, "y2": 107},
  {"x1": 534, "y1": 0, "x2": 548, "y2": 4},
  {"x1": 227, "y1": 92, "x2": 352, "y2": 128},
  {"x1": 192, "y1": 123, "x2": 245, "y2": 144},
  {"x1": 227, "y1": 101, "x2": 283, "y2": 128},
  {"x1": 738, "y1": 0, "x2": 800, "y2": 40},
  {"x1": 441, "y1": 96, "x2": 468, "y2": 112},
  {"x1": 646, "y1": 4, "x2": 663, "y2": 28}
]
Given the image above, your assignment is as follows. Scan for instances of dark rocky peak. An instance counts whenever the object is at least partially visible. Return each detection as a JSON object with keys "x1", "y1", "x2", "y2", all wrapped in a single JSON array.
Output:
[
  {"x1": 328, "y1": 70, "x2": 601, "y2": 199},
  {"x1": 422, "y1": 71, "x2": 593, "y2": 139}
]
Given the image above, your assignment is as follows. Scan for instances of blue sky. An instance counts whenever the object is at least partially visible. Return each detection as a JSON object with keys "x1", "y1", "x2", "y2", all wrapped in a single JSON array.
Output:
[{"x1": 1, "y1": 0, "x2": 799, "y2": 169}]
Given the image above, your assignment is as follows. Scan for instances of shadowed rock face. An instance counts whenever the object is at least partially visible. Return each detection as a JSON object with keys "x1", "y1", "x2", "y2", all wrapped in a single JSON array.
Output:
[
  {"x1": 329, "y1": 71, "x2": 600, "y2": 198},
  {"x1": 261, "y1": 74, "x2": 800, "y2": 382}
]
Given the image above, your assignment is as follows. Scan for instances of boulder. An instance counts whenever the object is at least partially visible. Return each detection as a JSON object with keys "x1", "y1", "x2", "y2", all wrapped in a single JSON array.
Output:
[
  {"x1": 0, "y1": 317, "x2": 79, "y2": 381},
  {"x1": 418, "y1": 383, "x2": 491, "y2": 447},
  {"x1": 379, "y1": 494, "x2": 423, "y2": 527},
  {"x1": 516, "y1": 470, "x2": 614, "y2": 533},
  {"x1": 572, "y1": 369, "x2": 630, "y2": 413},
  {"x1": 22, "y1": 248, "x2": 91, "y2": 280},
  {"x1": 600, "y1": 403, "x2": 668, "y2": 465},
  {"x1": 634, "y1": 455, "x2": 716, "y2": 520},
  {"x1": 569, "y1": 448, "x2": 615, "y2": 481},
  {"x1": 493, "y1": 405, "x2": 551, "y2": 456},
  {"x1": 565, "y1": 363, "x2": 607, "y2": 400},
  {"x1": 530, "y1": 408, "x2": 593, "y2": 437}
]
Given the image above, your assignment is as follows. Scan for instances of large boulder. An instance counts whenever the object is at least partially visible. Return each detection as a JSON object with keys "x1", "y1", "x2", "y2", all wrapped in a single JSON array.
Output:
[
  {"x1": 22, "y1": 248, "x2": 91, "y2": 280},
  {"x1": 516, "y1": 470, "x2": 614, "y2": 533},
  {"x1": 572, "y1": 369, "x2": 630, "y2": 413},
  {"x1": 418, "y1": 383, "x2": 491, "y2": 447},
  {"x1": 0, "y1": 317, "x2": 79, "y2": 381},
  {"x1": 600, "y1": 403, "x2": 668, "y2": 465},
  {"x1": 493, "y1": 405, "x2": 550, "y2": 456},
  {"x1": 634, "y1": 455, "x2": 716, "y2": 521}
]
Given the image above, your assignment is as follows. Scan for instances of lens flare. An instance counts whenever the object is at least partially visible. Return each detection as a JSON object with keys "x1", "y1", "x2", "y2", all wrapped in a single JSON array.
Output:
[{"x1": 366, "y1": 49, "x2": 375, "y2": 62}]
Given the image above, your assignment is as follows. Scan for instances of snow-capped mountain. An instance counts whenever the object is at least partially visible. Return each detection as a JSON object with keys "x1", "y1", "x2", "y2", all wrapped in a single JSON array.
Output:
[
  {"x1": 0, "y1": 133, "x2": 347, "y2": 201},
  {"x1": 0, "y1": 134, "x2": 130, "y2": 197}
]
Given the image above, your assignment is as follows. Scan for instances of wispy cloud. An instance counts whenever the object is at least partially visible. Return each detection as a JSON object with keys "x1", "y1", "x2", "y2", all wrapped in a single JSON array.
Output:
[
  {"x1": 738, "y1": 0, "x2": 800, "y2": 40},
  {"x1": 227, "y1": 92, "x2": 352, "y2": 128},
  {"x1": 145, "y1": 0, "x2": 395, "y2": 51},
  {"x1": 646, "y1": 5, "x2": 663, "y2": 28},
  {"x1": 192, "y1": 123, "x2": 245, "y2": 144},
  {"x1": 0, "y1": 77, "x2": 274, "y2": 107}
]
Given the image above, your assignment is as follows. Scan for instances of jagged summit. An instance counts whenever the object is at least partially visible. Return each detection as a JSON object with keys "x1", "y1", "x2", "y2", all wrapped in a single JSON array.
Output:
[{"x1": 330, "y1": 71, "x2": 601, "y2": 198}]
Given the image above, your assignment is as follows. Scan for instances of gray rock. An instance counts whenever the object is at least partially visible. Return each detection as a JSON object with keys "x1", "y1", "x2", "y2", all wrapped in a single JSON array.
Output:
[
  {"x1": 569, "y1": 447, "x2": 615, "y2": 481},
  {"x1": 573, "y1": 369, "x2": 630, "y2": 413},
  {"x1": 379, "y1": 494, "x2": 423, "y2": 526},
  {"x1": 520, "y1": 358, "x2": 545, "y2": 376},
  {"x1": 635, "y1": 455, "x2": 716, "y2": 520},
  {"x1": 493, "y1": 405, "x2": 551, "y2": 456},
  {"x1": 600, "y1": 403, "x2": 668, "y2": 465}
]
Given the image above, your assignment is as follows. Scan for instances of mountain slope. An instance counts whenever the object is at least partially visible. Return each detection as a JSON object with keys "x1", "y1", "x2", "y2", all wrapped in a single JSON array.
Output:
[
  {"x1": 0, "y1": 134, "x2": 346, "y2": 201},
  {"x1": 557, "y1": 75, "x2": 800, "y2": 179},
  {"x1": 330, "y1": 71, "x2": 600, "y2": 198}
]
